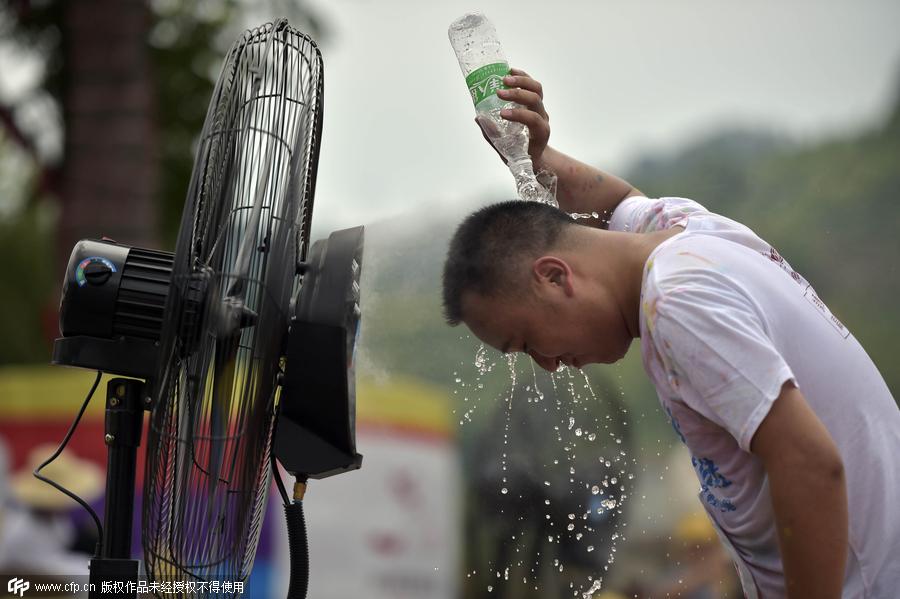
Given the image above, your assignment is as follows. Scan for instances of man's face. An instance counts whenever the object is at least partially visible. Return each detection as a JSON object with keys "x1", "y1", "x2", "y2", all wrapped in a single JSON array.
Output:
[{"x1": 461, "y1": 276, "x2": 633, "y2": 371}]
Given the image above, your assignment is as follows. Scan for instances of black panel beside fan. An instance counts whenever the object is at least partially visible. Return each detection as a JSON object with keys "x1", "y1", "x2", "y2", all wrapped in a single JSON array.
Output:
[{"x1": 49, "y1": 19, "x2": 362, "y2": 599}]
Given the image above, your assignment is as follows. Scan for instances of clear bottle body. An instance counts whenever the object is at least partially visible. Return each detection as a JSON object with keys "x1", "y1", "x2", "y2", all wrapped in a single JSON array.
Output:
[{"x1": 448, "y1": 13, "x2": 556, "y2": 205}]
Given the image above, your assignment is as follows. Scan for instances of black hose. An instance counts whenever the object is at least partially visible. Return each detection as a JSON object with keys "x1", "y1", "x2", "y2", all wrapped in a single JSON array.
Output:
[
  {"x1": 33, "y1": 370, "x2": 104, "y2": 556},
  {"x1": 284, "y1": 500, "x2": 309, "y2": 599}
]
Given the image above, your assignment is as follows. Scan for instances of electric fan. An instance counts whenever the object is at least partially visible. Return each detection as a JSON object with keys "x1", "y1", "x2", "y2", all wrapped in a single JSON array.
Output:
[{"x1": 50, "y1": 18, "x2": 362, "y2": 599}]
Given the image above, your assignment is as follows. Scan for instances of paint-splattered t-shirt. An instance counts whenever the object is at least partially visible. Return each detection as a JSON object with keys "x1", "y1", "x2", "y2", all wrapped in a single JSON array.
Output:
[{"x1": 609, "y1": 196, "x2": 900, "y2": 599}]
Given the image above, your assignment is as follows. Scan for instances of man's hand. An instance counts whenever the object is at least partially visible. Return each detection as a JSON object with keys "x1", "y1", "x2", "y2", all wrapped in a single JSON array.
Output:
[
  {"x1": 477, "y1": 68, "x2": 551, "y2": 170},
  {"x1": 750, "y1": 381, "x2": 848, "y2": 599},
  {"x1": 475, "y1": 66, "x2": 639, "y2": 225}
]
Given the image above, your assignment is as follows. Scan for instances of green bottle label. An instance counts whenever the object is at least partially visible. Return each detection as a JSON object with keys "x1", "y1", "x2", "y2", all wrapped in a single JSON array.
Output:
[{"x1": 465, "y1": 62, "x2": 509, "y2": 110}]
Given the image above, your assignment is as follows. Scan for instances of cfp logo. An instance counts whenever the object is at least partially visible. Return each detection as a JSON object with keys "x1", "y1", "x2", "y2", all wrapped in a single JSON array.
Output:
[{"x1": 7, "y1": 578, "x2": 29, "y2": 597}]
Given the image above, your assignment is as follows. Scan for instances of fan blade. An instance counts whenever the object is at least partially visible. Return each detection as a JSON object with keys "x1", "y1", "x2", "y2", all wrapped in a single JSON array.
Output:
[
  {"x1": 226, "y1": 135, "x2": 277, "y2": 300},
  {"x1": 145, "y1": 20, "x2": 325, "y2": 588}
]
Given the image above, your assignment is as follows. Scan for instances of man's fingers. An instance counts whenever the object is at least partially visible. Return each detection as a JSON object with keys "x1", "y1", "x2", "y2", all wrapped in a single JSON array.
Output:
[
  {"x1": 504, "y1": 70, "x2": 543, "y2": 100},
  {"x1": 497, "y1": 88, "x2": 548, "y2": 120},
  {"x1": 500, "y1": 107, "x2": 550, "y2": 140}
]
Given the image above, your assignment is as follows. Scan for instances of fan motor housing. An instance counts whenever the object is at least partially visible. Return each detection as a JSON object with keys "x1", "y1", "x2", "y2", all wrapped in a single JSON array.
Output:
[
  {"x1": 276, "y1": 226, "x2": 364, "y2": 479},
  {"x1": 53, "y1": 239, "x2": 174, "y2": 378}
]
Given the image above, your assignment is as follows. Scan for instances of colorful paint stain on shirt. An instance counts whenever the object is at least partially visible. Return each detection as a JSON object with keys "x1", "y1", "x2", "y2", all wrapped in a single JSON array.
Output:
[
  {"x1": 642, "y1": 296, "x2": 659, "y2": 332},
  {"x1": 676, "y1": 251, "x2": 716, "y2": 266}
]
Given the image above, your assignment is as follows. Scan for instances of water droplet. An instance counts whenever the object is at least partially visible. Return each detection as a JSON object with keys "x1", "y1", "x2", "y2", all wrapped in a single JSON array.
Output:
[
  {"x1": 500, "y1": 487, "x2": 508, "y2": 495},
  {"x1": 591, "y1": 485, "x2": 600, "y2": 494},
  {"x1": 581, "y1": 579, "x2": 604, "y2": 599},
  {"x1": 567, "y1": 523, "x2": 575, "y2": 531},
  {"x1": 586, "y1": 545, "x2": 595, "y2": 552}
]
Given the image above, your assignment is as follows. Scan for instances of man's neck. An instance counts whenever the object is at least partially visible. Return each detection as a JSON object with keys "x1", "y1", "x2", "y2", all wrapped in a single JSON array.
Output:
[{"x1": 608, "y1": 227, "x2": 684, "y2": 339}]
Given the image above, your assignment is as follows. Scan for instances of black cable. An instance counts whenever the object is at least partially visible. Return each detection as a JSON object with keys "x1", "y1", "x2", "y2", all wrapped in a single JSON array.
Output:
[
  {"x1": 32, "y1": 370, "x2": 104, "y2": 556},
  {"x1": 271, "y1": 451, "x2": 290, "y2": 505},
  {"x1": 269, "y1": 377, "x2": 290, "y2": 506}
]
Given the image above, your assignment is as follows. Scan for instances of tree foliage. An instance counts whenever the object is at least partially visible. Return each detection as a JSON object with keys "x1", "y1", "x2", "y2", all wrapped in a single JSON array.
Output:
[{"x1": 0, "y1": 1, "x2": 324, "y2": 363}]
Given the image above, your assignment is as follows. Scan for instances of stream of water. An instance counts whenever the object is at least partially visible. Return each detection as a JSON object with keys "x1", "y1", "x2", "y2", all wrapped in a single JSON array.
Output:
[{"x1": 453, "y1": 343, "x2": 634, "y2": 597}]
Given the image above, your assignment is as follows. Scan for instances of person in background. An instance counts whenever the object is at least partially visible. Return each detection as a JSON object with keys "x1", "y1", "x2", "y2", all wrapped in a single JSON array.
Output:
[
  {"x1": 647, "y1": 511, "x2": 741, "y2": 598},
  {"x1": 441, "y1": 68, "x2": 900, "y2": 598},
  {"x1": 0, "y1": 444, "x2": 102, "y2": 577}
]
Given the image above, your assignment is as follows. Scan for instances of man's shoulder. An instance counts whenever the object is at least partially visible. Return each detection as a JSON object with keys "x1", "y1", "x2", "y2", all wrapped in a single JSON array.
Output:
[
  {"x1": 643, "y1": 231, "x2": 775, "y2": 301},
  {"x1": 609, "y1": 195, "x2": 709, "y2": 233},
  {"x1": 647, "y1": 232, "x2": 733, "y2": 279}
]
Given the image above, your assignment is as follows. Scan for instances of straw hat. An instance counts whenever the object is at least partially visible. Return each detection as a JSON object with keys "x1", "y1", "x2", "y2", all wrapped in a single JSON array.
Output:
[
  {"x1": 10, "y1": 445, "x2": 104, "y2": 510},
  {"x1": 674, "y1": 511, "x2": 717, "y2": 545}
]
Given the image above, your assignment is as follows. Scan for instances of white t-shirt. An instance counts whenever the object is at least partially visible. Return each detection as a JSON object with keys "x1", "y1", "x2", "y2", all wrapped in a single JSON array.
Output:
[{"x1": 609, "y1": 196, "x2": 900, "y2": 599}]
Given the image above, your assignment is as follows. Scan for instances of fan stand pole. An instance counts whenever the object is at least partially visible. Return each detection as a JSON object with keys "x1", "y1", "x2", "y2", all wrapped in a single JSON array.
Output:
[{"x1": 88, "y1": 378, "x2": 148, "y2": 599}]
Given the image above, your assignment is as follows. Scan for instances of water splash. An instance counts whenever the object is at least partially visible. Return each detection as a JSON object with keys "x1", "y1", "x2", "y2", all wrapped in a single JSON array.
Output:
[
  {"x1": 455, "y1": 340, "x2": 633, "y2": 598},
  {"x1": 582, "y1": 579, "x2": 604, "y2": 599},
  {"x1": 569, "y1": 211, "x2": 600, "y2": 220}
]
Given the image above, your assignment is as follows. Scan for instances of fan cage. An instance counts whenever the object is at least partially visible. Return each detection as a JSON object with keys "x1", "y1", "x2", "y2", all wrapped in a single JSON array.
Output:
[{"x1": 144, "y1": 20, "x2": 323, "y2": 597}]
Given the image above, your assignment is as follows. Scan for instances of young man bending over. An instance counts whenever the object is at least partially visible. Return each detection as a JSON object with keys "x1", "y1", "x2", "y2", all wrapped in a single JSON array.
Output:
[{"x1": 442, "y1": 68, "x2": 900, "y2": 599}]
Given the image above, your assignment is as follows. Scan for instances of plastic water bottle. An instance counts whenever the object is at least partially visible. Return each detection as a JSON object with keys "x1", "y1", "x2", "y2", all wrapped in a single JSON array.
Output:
[{"x1": 448, "y1": 13, "x2": 555, "y2": 205}]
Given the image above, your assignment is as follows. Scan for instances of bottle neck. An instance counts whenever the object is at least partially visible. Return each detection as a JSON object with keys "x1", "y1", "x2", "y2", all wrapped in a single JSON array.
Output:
[{"x1": 508, "y1": 157, "x2": 533, "y2": 174}]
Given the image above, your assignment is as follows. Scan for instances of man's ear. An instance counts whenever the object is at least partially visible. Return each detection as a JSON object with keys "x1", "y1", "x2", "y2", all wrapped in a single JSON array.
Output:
[{"x1": 532, "y1": 256, "x2": 574, "y2": 297}]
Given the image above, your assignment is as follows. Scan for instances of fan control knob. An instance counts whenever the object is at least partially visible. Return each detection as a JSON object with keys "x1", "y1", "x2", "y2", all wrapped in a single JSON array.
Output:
[{"x1": 83, "y1": 260, "x2": 114, "y2": 285}]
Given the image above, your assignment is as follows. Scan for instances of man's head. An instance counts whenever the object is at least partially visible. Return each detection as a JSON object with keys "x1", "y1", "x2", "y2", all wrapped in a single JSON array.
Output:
[{"x1": 442, "y1": 201, "x2": 635, "y2": 370}]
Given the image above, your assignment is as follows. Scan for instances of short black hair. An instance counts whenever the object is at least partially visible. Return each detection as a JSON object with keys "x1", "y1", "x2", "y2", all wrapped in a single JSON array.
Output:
[{"x1": 442, "y1": 201, "x2": 577, "y2": 326}]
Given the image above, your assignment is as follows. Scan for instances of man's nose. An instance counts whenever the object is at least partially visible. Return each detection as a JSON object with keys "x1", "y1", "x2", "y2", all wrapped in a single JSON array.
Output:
[{"x1": 529, "y1": 351, "x2": 558, "y2": 372}]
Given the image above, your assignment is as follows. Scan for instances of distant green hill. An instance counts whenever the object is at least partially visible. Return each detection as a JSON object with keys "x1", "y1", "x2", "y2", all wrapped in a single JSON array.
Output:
[{"x1": 626, "y1": 96, "x2": 900, "y2": 400}]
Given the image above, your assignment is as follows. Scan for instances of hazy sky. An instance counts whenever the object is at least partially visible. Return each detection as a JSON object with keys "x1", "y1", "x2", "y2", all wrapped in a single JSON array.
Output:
[{"x1": 302, "y1": 0, "x2": 900, "y2": 235}]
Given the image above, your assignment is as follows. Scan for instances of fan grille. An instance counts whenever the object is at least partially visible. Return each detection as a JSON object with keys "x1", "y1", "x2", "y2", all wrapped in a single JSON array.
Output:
[{"x1": 144, "y1": 20, "x2": 323, "y2": 596}]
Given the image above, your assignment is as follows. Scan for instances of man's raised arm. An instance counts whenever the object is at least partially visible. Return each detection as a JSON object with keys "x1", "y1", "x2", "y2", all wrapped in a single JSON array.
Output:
[
  {"x1": 538, "y1": 146, "x2": 642, "y2": 227},
  {"x1": 481, "y1": 67, "x2": 642, "y2": 227}
]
